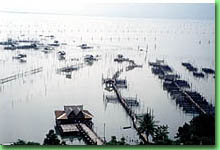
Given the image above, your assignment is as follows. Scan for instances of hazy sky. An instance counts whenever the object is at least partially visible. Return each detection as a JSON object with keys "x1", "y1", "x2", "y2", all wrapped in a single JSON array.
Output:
[{"x1": 0, "y1": 0, "x2": 215, "y2": 20}]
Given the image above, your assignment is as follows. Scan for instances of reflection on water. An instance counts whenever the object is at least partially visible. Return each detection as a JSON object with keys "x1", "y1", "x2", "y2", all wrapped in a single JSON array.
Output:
[{"x1": 0, "y1": 12, "x2": 215, "y2": 145}]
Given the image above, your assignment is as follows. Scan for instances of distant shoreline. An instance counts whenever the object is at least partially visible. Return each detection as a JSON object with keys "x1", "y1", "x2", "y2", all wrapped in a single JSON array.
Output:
[{"x1": 0, "y1": 9, "x2": 214, "y2": 21}]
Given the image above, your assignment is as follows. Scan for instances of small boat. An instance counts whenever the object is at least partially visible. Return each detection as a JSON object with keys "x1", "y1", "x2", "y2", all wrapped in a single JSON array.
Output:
[
  {"x1": 42, "y1": 46, "x2": 54, "y2": 53},
  {"x1": 84, "y1": 55, "x2": 97, "y2": 61},
  {"x1": 58, "y1": 51, "x2": 66, "y2": 56},
  {"x1": 114, "y1": 54, "x2": 129, "y2": 62},
  {"x1": 182, "y1": 62, "x2": 197, "y2": 72},
  {"x1": 16, "y1": 43, "x2": 38, "y2": 49},
  {"x1": 44, "y1": 46, "x2": 54, "y2": 51},
  {"x1": 202, "y1": 68, "x2": 215, "y2": 74},
  {"x1": 123, "y1": 126, "x2": 131, "y2": 129},
  {"x1": 182, "y1": 62, "x2": 191, "y2": 67},
  {"x1": 19, "y1": 58, "x2": 27, "y2": 63},
  {"x1": 78, "y1": 44, "x2": 93, "y2": 49},
  {"x1": 12, "y1": 54, "x2": 27, "y2": 59},
  {"x1": 49, "y1": 40, "x2": 60, "y2": 47},
  {"x1": 4, "y1": 45, "x2": 16, "y2": 50},
  {"x1": 59, "y1": 64, "x2": 82, "y2": 72},
  {"x1": 66, "y1": 74, "x2": 72, "y2": 79},
  {"x1": 193, "y1": 72, "x2": 205, "y2": 78}
]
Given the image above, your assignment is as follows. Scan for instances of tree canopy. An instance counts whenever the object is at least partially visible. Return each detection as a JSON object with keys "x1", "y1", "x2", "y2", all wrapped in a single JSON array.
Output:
[
  {"x1": 137, "y1": 112, "x2": 158, "y2": 143},
  {"x1": 43, "y1": 129, "x2": 66, "y2": 145},
  {"x1": 106, "y1": 136, "x2": 128, "y2": 145},
  {"x1": 175, "y1": 114, "x2": 215, "y2": 145},
  {"x1": 153, "y1": 125, "x2": 172, "y2": 144}
]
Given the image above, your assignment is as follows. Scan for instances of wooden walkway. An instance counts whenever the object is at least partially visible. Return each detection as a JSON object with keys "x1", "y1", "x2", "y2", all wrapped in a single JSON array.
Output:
[
  {"x1": 112, "y1": 84, "x2": 148, "y2": 144},
  {"x1": 0, "y1": 67, "x2": 43, "y2": 84},
  {"x1": 77, "y1": 123, "x2": 104, "y2": 145},
  {"x1": 105, "y1": 95, "x2": 139, "y2": 106},
  {"x1": 149, "y1": 60, "x2": 213, "y2": 115},
  {"x1": 159, "y1": 61, "x2": 209, "y2": 114},
  {"x1": 103, "y1": 69, "x2": 148, "y2": 143},
  {"x1": 174, "y1": 82, "x2": 207, "y2": 114},
  {"x1": 60, "y1": 124, "x2": 79, "y2": 133}
]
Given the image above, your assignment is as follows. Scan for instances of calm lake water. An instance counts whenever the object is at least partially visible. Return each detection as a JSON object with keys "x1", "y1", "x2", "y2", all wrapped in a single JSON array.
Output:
[{"x1": 0, "y1": 12, "x2": 215, "y2": 145}]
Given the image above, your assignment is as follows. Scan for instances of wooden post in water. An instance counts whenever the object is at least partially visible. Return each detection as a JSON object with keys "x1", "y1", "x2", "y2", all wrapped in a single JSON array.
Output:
[{"x1": 104, "y1": 123, "x2": 106, "y2": 143}]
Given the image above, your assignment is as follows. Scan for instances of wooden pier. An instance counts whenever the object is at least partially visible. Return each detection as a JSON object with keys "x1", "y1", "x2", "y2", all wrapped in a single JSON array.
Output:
[
  {"x1": 126, "y1": 60, "x2": 143, "y2": 71},
  {"x1": 174, "y1": 82, "x2": 207, "y2": 114},
  {"x1": 0, "y1": 67, "x2": 43, "y2": 84},
  {"x1": 60, "y1": 123, "x2": 104, "y2": 145},
  {"x1": 105, "y1": 95, "x2": 139, "y2": 106},
  {"x1": 77, "y1": 123, "x2": 104, "y2": 145},
  {"x1": 55, "y1": 105, "x2": 104, "y2": 145},
  {"x1": 58, "y1": 63, "x2": 83, "y2": 73},
  {"x1": 149, "y1": 60, "x2": 214, "y2": 115},
  {"x1": 112, "y1": 84, "x2": 148, "y2": 144},
  {"x1": 103, "y1": 68, "x2": 148, "y2": 143}
]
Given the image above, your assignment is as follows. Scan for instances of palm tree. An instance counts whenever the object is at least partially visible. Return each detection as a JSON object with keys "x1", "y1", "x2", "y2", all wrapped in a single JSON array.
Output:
[
  {"x1": 153, "y1": 125, "x2": 171, "y2": 144},
  {"x1": 137, "y1": 112, "x2": 158, "y2": 143}
]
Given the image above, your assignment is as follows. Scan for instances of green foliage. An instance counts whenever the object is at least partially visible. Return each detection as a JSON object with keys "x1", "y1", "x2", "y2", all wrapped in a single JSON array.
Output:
[
  {"x1": 13, "y1": 129, "x2": 66, "y2": 145},
  {"x1": 153, "y1": 125, "x2": 172, "y2": 144},
  {"x1": 120, "y1": 137, "x2": 126, "y2": 145},
  {"x1": 11, "y1": 114, "x2": 215, "y2": 146},
  {"x1": 106, "y1": 136, "x2": 128, "y2": 145},
  {"x1": 137, "y1": 112, "x2": 158, "y2": 143},
  {"x1": 175, "y1": 114, "x2": 215, "y2": 145},
  {"x1": 43, "y1": 129, "x2": 66, "y2": 145},
  {"x1": 13, "y1": 139, "x2": 40, "y2": 145}
]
